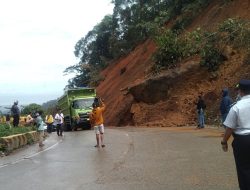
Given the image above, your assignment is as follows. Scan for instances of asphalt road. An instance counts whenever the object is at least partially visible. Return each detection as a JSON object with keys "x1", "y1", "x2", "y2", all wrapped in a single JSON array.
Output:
[{"x1": 0, "y1": 127, "x2": 238, "y2": 190}]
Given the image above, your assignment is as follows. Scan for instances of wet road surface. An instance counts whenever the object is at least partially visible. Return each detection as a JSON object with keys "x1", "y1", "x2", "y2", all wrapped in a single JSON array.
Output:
[{"x1": 0, "y1": 127, "x2": 238, "y2": 190}]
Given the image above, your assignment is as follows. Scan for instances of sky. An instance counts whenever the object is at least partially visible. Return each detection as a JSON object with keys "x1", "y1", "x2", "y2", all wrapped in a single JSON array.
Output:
[{"x1": 0, "y1": 0, "x2": 114, "y2": 106}]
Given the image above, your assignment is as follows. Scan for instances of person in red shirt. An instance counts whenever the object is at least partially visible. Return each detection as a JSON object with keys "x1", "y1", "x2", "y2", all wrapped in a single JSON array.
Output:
[{"x1": 90, "y1": 97, "x2": 106, "y2": 148}]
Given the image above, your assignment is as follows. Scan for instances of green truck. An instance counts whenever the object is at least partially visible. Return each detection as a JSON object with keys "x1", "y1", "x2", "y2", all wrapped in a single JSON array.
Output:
[{"x1": 57, "y1": 88, "x2": 96, "y2": 131}]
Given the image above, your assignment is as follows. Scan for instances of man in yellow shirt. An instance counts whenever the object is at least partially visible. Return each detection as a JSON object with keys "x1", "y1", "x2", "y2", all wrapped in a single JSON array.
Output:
[
  {"x1": 45, "y1": 114, "x2": 54, "y2": 133},
  {"x1": 90, "y1": 97, "x2": 106, "y2": 148}
]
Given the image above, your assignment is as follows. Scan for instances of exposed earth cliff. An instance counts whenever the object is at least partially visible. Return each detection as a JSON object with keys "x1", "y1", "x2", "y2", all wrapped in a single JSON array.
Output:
[{"x1": 97, "y1": 0, "x2": 250, "y2": 127}]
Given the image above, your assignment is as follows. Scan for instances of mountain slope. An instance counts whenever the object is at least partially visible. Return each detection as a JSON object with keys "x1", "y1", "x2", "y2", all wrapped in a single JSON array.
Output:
[{"x1": 97, "y1": 0, "x2": 250, "y2": 127}]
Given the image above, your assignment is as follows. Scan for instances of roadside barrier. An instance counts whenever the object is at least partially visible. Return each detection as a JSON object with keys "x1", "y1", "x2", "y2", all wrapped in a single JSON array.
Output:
[{"x1": 0, "y1": 131, "x2": 39, "y2": 153}]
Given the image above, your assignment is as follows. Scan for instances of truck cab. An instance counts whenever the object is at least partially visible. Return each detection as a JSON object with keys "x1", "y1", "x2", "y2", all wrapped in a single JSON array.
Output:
[{"x1": 57, "y1": 88, "x2": 96, "y2": 131}]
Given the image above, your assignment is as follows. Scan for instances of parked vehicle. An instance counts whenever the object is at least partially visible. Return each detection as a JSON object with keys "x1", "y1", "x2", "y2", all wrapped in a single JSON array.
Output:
[{"x1": 57, "y1": 88, "x2": 96, "y2": 131}]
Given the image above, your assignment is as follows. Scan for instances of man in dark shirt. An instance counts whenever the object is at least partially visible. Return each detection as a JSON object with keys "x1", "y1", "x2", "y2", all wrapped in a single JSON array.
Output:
[
  {"x1": 220, "y1": 88, "x2": 233, "y2": 123},
  {"x1": 196, "y1": 95, "x2": 206, "y2": 129},
  {"x1": 11, "y1": 101, "x2": 20, "y2": 127}
]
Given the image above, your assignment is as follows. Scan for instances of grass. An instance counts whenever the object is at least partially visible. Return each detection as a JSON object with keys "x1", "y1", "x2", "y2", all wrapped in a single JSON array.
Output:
[{"x1": 0, "y1": 124, "x2": 35, "y2": 138}]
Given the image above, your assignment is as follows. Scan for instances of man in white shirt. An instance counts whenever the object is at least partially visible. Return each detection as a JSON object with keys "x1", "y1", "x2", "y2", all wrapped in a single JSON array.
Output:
[
  {"x1": 221, "y1": 79, "x2": 250, "y2": 190},
  {"x1": 55, "y1": 110, "x2": 64, "y2": 136}
]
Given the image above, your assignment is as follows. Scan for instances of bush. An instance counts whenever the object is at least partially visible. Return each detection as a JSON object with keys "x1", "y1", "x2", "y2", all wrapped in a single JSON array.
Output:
[
  {"x1": 0, "y1": 124, "x2": 34, "y2": 138},
  {"x1": 25, "y1": 133, "x2": 34, "y2": 145},
  {"x1": 199, "y1": 18, "x2": 250, "y2": 71},
  {"x1": 153, "y1": 30, "x2": 183, "y2": 69},
  {"x1": 219, "y1": 18, "x2": 250, "y2": 50},
  {"x1": 0, "y1": 139, "x2": 7, "y2": 152},
  {"x1": 172, "y1": 16, "x2": 194, "y2": 34},
  {"x1": 171, "y1": 0, "x2": 211, "y2": 33},
  {"x1": 200, "y1": 47, "x2": 226, "y2": 71},
  {"x1": 153, "y1": 29, "x2": 203, "y2": 70},
  {"x1": 152, "y1": 18, "x2": 249, "y2": 74}
]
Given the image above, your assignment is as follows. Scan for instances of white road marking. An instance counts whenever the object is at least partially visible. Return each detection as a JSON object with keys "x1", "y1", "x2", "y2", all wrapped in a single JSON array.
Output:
[{"x1": 0, "y1": 140, "x2": 62, "y2": 169}]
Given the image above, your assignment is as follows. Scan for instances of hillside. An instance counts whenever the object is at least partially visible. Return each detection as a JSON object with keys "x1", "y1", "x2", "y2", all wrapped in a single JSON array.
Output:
[{"x1": 97, "y1": 0, "x2": 250, "y2": 127}]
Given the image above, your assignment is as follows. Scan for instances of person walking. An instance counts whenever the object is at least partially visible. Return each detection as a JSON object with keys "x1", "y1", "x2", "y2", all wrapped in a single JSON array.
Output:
[
  {"x1": 196, "y1": 95, "x2": 206, "y2": 129},
  {"x1": 220, "y1": 88, "x2": 233, "y2": 124},
  {"x1": 34, "y1": 111, "x2": 45, "y2": 147},
  {"x1": 11, "y1": 101, "x2": 20, "y2": 127},
  {"x1": 55, "y1": 110, "x2": 64, "y2": 136},
  {"x1": 89, "y1": 97, "x2": 106, "y2": 148},
  {"x1": 45, "y1": 113, "x2": 54, "y2": 133},
  {"x1": 221, "y1": 79, "x2": 250, "y2": 190}
]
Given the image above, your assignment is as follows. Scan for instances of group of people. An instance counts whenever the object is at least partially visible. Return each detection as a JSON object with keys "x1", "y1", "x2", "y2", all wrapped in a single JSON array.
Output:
[
  {"x1": 221, "y1": 80, "x2": 250, "y2": 190},
  {"x1": 46, "y1": 110, "x2": 64, "y2": 136},
  {"x1": 5, "y1": 81, "x2": 250, "y2": 189},
  {"x1": 26, "y1": 111, "x2": 64, "y2": 135},
  {"x1": 196, "y1": 79, "x2": 250, "y2": 190},
  {"x1": 5, "y1": 97, "x2": 106, "y2": 149},
  {"x1": 24, "y1": 110, "x2": 64, "y2": 147},
  {"x1": 196, "y1": 86, "x2": 236, "y2": 129}
]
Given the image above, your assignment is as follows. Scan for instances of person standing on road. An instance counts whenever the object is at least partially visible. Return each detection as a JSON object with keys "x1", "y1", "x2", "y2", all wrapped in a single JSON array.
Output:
[
  {"x1": 221, "y1": 79, "x2": 250, "y2": 190},
  {"x1": 34, "y1": 111, "x2": 45, "y2": 147},
  {"x1": 45, "y1": 113, "x2": 54, "y2": 133},
  {"x1": 196, "y1": 95, "x2": 206, "y2": 129},
  {"x1": 11, "y1": 101, "x2": 20, "y2": 127},
  {"x1": 89, "y1": 97, "x2": 106, "y2": 148},
  {"x1": 220, "y1": 88, "x2": 233, "y2": 125},
  {"x1": 55, "y1": 110, "x2": 64, "y2": 136}
]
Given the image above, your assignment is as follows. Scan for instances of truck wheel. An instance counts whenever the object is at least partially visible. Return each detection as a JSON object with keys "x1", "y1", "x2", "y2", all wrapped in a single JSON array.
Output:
[
  {"x1": 86, "y1": 124, "x2": 91, "y2": 130},
  {"x1": 64, "y1": 124, "x2": 72, "y2": 131},
  {"x1": 72, "y1": 123, "x2": 78, "y2": 131},
  {"x1": 82, "y1": 123, "x2": 91, "y2": 130}
]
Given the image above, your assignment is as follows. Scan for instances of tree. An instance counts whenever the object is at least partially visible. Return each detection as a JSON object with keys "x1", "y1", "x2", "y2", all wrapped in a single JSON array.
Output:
[
  {"x1": 66, "y1": 0, "x2": 213, "y2": 87},
  {"x1": 65, "y1": 15, "x2": 115, "y2": 87},
  {"x1": 21, "y1": 104, "x2": 43, "y2": 115}
]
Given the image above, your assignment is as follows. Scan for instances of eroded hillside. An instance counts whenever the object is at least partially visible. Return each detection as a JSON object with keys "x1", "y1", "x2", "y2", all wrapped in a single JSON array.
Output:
[{"x1": 97, "y1": 0, "x2": 250, "y2": 127}]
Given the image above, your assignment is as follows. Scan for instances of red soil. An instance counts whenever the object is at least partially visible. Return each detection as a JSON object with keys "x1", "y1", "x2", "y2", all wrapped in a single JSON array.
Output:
[{"x1": 97, "y1": 0, "x2": 250, "y2": 127}]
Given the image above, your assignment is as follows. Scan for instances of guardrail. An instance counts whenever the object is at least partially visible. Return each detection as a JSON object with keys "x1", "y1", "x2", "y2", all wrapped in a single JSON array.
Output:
[{"x1": 0, "y1": 131, "x2": 39, "y2": 153}]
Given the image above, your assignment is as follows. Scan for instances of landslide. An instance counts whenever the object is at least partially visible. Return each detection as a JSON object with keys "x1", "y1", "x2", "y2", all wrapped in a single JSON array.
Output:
[{"x1": 97, "y1": 0, "x2": 250, "y2": 127}]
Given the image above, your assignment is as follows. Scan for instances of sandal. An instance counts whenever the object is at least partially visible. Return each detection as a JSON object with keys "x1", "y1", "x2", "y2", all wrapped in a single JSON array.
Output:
[
  {"x1": 101, "y1": 145, "x2": 105, "y2": 148},
  {"x1": 94, "y1": 145, "x2": 99, "y2": 148}
]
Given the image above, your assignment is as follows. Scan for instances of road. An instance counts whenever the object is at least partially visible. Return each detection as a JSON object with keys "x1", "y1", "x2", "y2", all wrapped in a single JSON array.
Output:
[{"x1": 0, "y1": 127, "x2": 238, "y2": 190}]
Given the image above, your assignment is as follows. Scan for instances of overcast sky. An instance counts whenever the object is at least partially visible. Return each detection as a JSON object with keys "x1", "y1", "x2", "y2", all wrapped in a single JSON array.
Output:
[{"x1": 0, "y1": 0, "x2": 113, "y2": 105}]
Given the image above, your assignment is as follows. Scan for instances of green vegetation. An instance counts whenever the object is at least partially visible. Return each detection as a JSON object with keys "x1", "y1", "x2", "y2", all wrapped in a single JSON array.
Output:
[
  {"x1": 21, "y1": 103, "x2": 42, "y2": 115},
  {"x1": 0, "y1": 124, "x2": 35, "y2": 138},
  {"x1": 152, "y1": 28, "x2": 203, "y2": 73},
  {"x1": 65, "y1": 0, "x2": 213, "y2": 87},
  {"x1": 218, "y1": 18, "x2": 250, "y2": 52},
  {"x1": 65, "y1": 0, "x2": 249, "y2": 85},
  {"x1": 201, "y1": 18, "x2": 250, "y2": 71},
  {"x1": 21, "y1": 102, "x2": 58, "y2": 116},
  {"x1": 154, "y1": 18, "x2": 250, "y2": 72},
  {"x1": 171, "y1": 0, "x2": 210, "y2": 33}
]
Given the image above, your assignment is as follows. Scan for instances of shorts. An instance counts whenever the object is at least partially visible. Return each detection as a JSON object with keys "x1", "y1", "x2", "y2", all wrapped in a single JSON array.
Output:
[
  {"x1": 38, "y1": 130, "x2": 44, "y2": 144},
  {"x1": 94, "y1": 124, "x2": 104, "y2": 135}
]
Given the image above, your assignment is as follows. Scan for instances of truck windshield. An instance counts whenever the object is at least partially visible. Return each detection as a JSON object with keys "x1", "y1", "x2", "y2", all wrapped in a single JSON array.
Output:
[{"x1": 72, "y1": 98, "x2": 94, "y2": 109}]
